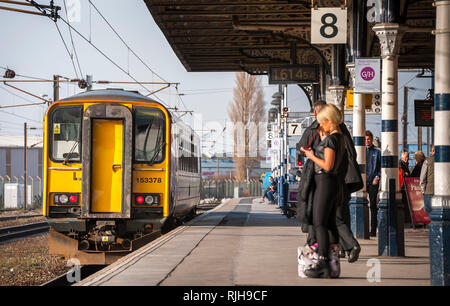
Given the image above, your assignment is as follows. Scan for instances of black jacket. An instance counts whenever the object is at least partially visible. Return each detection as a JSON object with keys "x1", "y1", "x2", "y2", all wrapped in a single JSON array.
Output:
[
  {"x1": 296, "y1": 120, "x2": 320, "y2": 153},
  {"x1": 296, "y1": 158, "x2": 315, "y2": 233},
  {"x1": 340, "y1": 123, "x2": 364, "y2": 193},
  {"x1": 296, "y1": 121, "x2": 363, "y2": 194}
]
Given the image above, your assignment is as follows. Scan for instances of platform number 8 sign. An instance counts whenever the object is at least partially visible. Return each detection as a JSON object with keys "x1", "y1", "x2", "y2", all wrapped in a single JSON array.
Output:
[{"x1": 311, "y1": 8, "x2": 347, "y2": 44}]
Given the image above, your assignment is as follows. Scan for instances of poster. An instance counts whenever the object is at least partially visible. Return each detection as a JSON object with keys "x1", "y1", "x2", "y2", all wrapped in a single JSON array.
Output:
[
  {"x1": 404, "y1": 177, "x2": 430, "y2": 225},
  {"x1": 355, "y1": 58, "x2": 381, "y2": 93}
]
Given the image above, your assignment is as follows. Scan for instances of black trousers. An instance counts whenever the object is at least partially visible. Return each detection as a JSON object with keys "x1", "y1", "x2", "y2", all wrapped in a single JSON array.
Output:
[
  {"x1": 312, "y1": 173, "x2": 339, "y2": 258},
  {"x1": 307, "y1": 183, "x2": 359, "y2": 252},
  {"x1": 336, "y1": 184, "x2": 360, "y2": 251},
  {"x1": 367, "y1": 183, "x2": 379, "y2": 234}
]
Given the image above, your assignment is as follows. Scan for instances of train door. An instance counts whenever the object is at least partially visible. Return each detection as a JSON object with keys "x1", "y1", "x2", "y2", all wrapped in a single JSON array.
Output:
[
  {"x1": 91, "y1": 119, "x2": 123, "y2": 213},
  {"x1": 81, "y1": 104, "x2": 133, "y2": 219}
]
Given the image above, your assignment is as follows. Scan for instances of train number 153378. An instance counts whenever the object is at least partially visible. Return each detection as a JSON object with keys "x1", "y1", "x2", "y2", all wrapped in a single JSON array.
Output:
[{"x1": 136, "y1": 177, "x2": 162, "y2": 183}]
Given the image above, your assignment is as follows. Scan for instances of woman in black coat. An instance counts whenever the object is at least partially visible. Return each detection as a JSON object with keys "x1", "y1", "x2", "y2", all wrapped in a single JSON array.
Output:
[
  {"x1": 411, "y1": 151, "x2": 425, "y2": 178},
  {"x1": 300, "y1": 104, "x2": 347, "y2": 278}
]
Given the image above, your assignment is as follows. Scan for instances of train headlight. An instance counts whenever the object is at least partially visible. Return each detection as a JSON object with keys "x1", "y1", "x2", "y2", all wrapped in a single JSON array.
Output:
[
  {"x1": 59, "y1": 194, "x2": 69, "y2": 204},
  {"x1": 144, "y1": 195, "x2": 154, "y2": 205}
]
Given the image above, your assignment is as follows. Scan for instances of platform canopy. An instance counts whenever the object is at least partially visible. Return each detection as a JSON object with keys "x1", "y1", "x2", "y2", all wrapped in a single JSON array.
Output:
[{"x1": 144, "y1": 0, "x2": 435, "y2": 75}]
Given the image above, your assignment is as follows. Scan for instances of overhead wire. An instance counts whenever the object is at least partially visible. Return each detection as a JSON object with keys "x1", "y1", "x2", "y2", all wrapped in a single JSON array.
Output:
[
  {"x1": 57, "y1": 16, "x2": 168, "y2": 106},
  {"x1": 62, "y1": 0, "x2": 83, "y2": 77},
  {"x1": 399, "y1": 74, "x2": 419, "y2": 91},
  {"x1": 0, "y1": 85, "x2": 38, "y2": 104},
  {"x1": 87, "y1": 0, "x2": 168, "y2": 83},
  {"x1": 0, "y1": 66, "x2": 46, "y2": 80},
  {"x1": 175, "y1": 86, "x2": 189, "y2": 113},
  {"x1": 86, "y1": 0, "x2": 167, "y2": 104},
  {"x1": 0, "y1": 119, "x2": 29, "y2": 127},
  {"x1": 0, "y1": 109, "x2": 42, "y2": 123},
  {"x1": 21, "y1": 0, "x2": 168, "y2": 106},
  {"x1": 54, "y1": 21, "x2": 80, "y2": 79}
]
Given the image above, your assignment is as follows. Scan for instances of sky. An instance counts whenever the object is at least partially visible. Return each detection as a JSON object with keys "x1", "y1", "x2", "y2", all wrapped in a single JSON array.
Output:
[{"x1": 0, "y1": 0, "x2": 434, "y2": 155}]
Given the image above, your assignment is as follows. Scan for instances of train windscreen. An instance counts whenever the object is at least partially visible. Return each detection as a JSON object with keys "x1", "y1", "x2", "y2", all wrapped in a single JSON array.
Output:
[
  {"x1": 50, "y1": 106, "x2": 82, "y2": 162},
  {"x1": 134, "y1": 107, "x2": 165, "y2": 164}
]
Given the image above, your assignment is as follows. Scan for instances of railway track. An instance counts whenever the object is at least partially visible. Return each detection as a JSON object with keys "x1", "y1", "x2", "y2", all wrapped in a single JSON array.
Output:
[
  {"x1": 0, "y1": 214, "x2": 42, "y2": 222},
  {"x1": 0, "y1": 221, "x2": 49, "y2": 243},
  {"x1": 39, "y1": 205, "x2": 216, "y2": 286}
]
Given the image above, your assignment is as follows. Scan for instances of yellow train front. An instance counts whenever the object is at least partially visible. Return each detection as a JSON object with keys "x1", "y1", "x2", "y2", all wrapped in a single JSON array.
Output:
[{"x1": 43, "y1": 89, "x2": 201, "y2": 264}]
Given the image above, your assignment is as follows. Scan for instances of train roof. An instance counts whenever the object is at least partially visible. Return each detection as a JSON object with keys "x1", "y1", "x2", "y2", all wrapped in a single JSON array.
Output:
[
  {"x1": 58, "y1": 88, "x2": 163, "y2": 106},
  {"x1": 56, "y1": 89, "x2": 198, "y2": 137}
]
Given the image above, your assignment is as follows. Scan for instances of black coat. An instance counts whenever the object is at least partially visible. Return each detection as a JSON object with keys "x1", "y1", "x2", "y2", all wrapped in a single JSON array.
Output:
[
  {"x1": 296, "y1": 121, "x2": 363, "y2": 194},
  {"x1": 340, "y1": 123, "x2": 364, "y2": 193},
  {"x1": 411, "y1": 161, "x2": 423, "y2": 178},
  {"x1": 296, "y1": 158, "x2": 315, "y2": 233}
]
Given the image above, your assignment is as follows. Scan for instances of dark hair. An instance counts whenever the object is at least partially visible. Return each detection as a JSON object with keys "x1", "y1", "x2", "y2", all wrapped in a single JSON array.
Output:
[
  {"x1": 313, "y1": 100, "x2": 327, "y2": 109},
  {"x1": 365, "y1": 130, "x2": 373, "y2": 138}
]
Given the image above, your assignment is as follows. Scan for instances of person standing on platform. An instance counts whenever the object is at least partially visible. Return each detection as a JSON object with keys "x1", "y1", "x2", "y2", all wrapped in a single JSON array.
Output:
[
  {"x1": 366, "y1": 131, "x2": 381, "y2": 237},
  {"x1": 296, "y1": 100, "x2": 326, "y2": 156},
  {"x1": 300, "y1": 104, "x2": 347, "y2": 278},
  {"x1": 400, "y1": 151, "x2": 410, "y2": 178},
  {"x1": 420, "y1": 146, "x2": 435, "y2": 214},
  {"x1": 296, "y1": 100, "x2": 362, "y2": 263},
  {"x1": 411, "y1": 151, "x2": 425, "y2": 178}
]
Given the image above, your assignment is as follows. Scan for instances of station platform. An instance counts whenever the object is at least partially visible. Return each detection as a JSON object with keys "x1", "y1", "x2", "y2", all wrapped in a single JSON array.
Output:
[{"x1": 76, "y1": 198, "x2": 430, "y2": 286}]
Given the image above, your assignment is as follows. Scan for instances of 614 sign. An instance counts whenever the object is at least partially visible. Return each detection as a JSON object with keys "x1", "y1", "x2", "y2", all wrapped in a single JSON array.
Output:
[
  {"x1": 311, "y1": 8, "x2": 347, "y2": 44},
  {"x1": 269, "y1": 65, "x2": 318, "y2": 84}
]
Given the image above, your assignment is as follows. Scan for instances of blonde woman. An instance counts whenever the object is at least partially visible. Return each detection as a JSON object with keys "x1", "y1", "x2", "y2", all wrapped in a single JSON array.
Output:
[{"x1": 300, "y1": 104, "x2": 348, "y2": 278}]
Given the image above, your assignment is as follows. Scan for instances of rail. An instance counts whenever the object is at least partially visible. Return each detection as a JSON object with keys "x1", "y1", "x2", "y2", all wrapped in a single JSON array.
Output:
[
  {"x1": 0, "y1": 213, "x2": 42, "y2": 222},
  {"x1": 0, "y1": 221, "x2": 49, "y2": 243}
]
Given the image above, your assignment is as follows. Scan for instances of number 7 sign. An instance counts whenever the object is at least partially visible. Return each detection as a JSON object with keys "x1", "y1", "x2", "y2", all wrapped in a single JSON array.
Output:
[
  {"x1": 311, "y1": 8, "x2": 347, "y2": 44},
  {"x1": 288, "y1": 123, "x2": 302, "y2": 136}
]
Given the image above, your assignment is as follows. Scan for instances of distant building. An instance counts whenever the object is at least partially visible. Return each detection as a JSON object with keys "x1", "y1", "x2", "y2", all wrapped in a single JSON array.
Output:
[
  {"x1": 0, "y1": 136, "x2": 43, "y2": 179},
  {"x1": 201, "y1": 153, "x2": 270, "y2": 179}
]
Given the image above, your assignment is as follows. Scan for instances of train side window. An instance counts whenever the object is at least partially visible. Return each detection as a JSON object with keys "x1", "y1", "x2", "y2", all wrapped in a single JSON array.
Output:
[
  {"x1": 50, "y1": 106, "x2": 82, "y2": 162},
  {"x1": 134, "y1": 107, "x2": 165, "y2": 164}
]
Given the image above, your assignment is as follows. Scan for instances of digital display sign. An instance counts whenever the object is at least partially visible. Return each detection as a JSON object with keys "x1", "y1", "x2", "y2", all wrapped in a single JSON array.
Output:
[
  {"x1": 268, "y1": 65, "x2": 319, "y2": 84},
  {"x1": 414, "y1": 99, "x2": 434, "y2": 127}
]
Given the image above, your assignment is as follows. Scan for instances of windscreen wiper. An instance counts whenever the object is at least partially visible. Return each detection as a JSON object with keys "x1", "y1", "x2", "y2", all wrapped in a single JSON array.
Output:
[{"x1": 63, "y1": 139, "x2": 80, "y2": 165}]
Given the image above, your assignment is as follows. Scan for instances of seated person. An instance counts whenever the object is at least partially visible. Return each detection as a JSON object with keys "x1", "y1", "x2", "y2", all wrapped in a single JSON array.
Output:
[{"x1": 263, "y1": 176, "x2": 278, "y2": 203}]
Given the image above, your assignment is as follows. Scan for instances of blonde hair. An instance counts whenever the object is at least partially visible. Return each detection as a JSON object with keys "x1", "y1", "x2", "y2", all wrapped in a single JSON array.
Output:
[{"x1": 316, "y1": 104, "x2": 343, "y2": 127}]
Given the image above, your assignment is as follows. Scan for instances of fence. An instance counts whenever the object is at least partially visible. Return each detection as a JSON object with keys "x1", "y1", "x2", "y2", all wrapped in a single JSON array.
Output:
[
  {"x1": 0, "y1": 175, "x2": 42, "y2": 210},
  {"x1": 201, "y1": 179, "x2": 262, "y2": 200}
]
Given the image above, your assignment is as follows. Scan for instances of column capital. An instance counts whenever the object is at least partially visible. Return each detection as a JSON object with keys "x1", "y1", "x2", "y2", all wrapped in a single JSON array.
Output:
[
  {"x1": 346, "y1": 63, "x2": 355, "y2": 88},
  {"x1": 372, "y1": 23, "x2": 405, "y2": 59},
  {"x1": 327, "y1": 85, "x2": 346, "y2": 112}
]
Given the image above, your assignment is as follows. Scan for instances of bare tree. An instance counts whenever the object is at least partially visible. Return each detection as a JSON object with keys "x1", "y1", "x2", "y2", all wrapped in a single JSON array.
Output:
[{"x1": 228, "y1": 72, "x2": 266, "y2": 180}]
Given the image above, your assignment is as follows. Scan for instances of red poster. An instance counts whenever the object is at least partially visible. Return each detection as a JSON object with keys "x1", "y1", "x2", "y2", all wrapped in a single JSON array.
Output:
[{"x1": 404, "y1": 177, "x2": 430, "y2": 225}]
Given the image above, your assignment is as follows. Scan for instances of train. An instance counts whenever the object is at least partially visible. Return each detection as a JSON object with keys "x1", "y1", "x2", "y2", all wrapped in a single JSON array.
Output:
[{"x1": 42, "y1": 89, "x2": 201, "y2": 264}]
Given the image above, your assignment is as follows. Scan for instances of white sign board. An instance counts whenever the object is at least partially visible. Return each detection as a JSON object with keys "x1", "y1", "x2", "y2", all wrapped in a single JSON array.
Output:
[
  {"x1": 272, "y1": 137, "x2": 281, "y2": 150},
  {"x1": 355, "y1": 58, "x2": 381, "y2": 93},
  {"x1": 311, "y1": 8, "x2": 347, "y2": 44},
  {"x1": 288, "y1": 123, "x2": 302, "y2": 136},
  {"x1": 266, "y1": 131, "x2": 274, "y2": 141}
]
